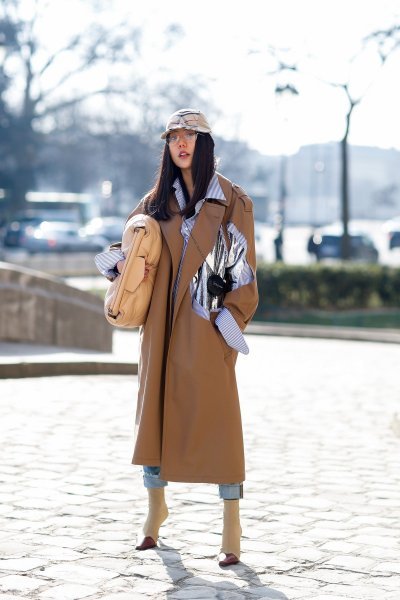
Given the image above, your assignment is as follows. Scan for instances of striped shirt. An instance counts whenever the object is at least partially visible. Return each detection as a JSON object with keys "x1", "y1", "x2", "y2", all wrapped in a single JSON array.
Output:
[
  {"x1": 172, "y1": 175, "x2": 250, "y2": 355},
  {"x1": 94, "y1": 174, "x2": 252, "y2": 354},
  {"x1": 94, "y1": 249, "x2": 124, "y2": 280}
]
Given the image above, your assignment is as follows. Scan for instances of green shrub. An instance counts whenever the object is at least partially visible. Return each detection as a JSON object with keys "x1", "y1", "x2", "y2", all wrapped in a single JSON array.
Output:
[{"x1": 255, "y1": 263, "x2": 400, "y2": 319}]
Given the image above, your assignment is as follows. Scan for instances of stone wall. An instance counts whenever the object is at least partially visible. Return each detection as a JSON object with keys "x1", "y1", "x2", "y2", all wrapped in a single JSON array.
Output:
[
  {"x1": 0, "y1": 262, "x2": 112, "y2": 351},
  {"x1": 0, "y1": 251, "x2": 99, "y2": 276}
]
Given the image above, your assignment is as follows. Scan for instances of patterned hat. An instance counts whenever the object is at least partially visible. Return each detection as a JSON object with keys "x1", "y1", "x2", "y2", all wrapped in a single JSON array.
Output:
[{"x1": 160, "y1": 108, "x2": 212, "y2": 139}]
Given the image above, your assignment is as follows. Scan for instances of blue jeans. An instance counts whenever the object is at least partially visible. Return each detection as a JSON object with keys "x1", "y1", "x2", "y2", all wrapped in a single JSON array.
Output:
[{"x1": 143, "y1": 466, "x2": 243, "y2": 500}]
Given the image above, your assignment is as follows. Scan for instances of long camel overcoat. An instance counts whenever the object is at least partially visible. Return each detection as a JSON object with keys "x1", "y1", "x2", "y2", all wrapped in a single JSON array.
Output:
[{"x1": 130, "y1": 173, "x2": 259, "y2": 484}]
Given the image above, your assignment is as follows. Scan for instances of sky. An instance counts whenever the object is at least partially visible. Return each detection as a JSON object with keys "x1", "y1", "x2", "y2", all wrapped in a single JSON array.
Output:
[{"x1": 13, "y1": 0, "x2": 400, "y2": 155}]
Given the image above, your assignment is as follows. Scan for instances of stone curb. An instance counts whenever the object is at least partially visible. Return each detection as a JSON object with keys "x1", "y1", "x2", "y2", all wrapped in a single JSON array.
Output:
[
  {"x1": 0, "y1": 361, "x2": 138, "y2": 379},
  {"x1": 247, "y1": 321, "x2": 400, "y2": 344},
  {"x1": 1, "y1": 322, "x2": 399, "y2": 379}
]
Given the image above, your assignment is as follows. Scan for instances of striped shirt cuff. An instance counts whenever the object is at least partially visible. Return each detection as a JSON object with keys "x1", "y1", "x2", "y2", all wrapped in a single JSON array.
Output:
[
  {"x1": 94, "y1": 249, "x2": 125, "y2": 277},
  {"x1": 215, "y1": 307, "x2": 249, "y2": 355}
]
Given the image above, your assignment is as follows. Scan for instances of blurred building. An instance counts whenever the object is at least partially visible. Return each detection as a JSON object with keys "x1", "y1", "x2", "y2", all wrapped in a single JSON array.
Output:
[
  {"x1": 241, "y1": 143, "x2": 400, "y2": 225},
  {"x1": 284, "y1": 143, "x2": 400, "y2": 224}
]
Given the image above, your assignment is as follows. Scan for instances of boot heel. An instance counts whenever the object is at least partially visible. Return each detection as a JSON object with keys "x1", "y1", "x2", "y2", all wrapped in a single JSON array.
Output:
[
  {"x1": 136, "y1": 536, "x2": 157, "y2": 550},
  {"x1": 218, "y1": 552, "x2": 239, "y2": 567}
]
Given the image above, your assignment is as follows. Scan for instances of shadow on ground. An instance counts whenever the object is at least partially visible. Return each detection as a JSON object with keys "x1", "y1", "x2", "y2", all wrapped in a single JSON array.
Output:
[{"x1": 155, "y1": 543, "x2": 288, "y2": 599}]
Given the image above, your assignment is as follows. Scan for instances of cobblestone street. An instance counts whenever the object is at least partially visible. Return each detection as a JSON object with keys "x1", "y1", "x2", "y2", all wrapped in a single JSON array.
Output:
[{"x1": 1, "y1": 335, "x2": 400, "y2": 599}]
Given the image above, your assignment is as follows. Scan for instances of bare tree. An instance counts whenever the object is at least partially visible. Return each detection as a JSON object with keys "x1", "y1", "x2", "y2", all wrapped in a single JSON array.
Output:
[
  {"x1": 365, "y1": 24, "x2": 400, "y2": 58},
  {"x1": 329, "y1": 26, "x2": 400, "y2": 258},
  {"x1": 0, "y1": 0, "x2": 143, "y2": 214},
  {"x1": 257, "y1": 26, "x2": 400, "y2": 259},
  {"x1": 0, "y1": 18, "x2": 18, "y2": 193},
  {"x1": 330, "y1": 78, "x2": 364, "y2": 259}
]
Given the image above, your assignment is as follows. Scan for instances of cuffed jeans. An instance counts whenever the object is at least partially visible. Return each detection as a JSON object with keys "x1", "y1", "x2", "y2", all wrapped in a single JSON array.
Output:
[{"x1": 143, "y1": 466, "x2": 243, "y2": 500}]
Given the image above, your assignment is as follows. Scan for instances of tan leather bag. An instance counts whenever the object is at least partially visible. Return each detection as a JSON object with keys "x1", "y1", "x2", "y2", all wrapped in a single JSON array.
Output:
[{"x1": 104, "y1": 214, "x2": 162, "y2": 328}]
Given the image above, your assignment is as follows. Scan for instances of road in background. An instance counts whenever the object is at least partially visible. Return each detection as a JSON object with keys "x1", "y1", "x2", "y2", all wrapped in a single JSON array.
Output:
[
  {"x1": 256, "y1": 220, "x2": 400, "y2": 266},
  {"x1": 63, "y1": 220, "x2": 400, "y2": 292},
  {"x1": 2, "y1": 219, "x2": 398, "y2": 294}
]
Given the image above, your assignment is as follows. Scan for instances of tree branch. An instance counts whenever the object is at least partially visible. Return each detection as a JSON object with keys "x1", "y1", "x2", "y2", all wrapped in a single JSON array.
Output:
[
  {"x1": 35, "y1": 23, "x2": 135, "y2": 106},
  {"x1": 38, "y1": 33, "x2": 82, "y2": 77},
  {"x1": 35, "y1": 87, "x2": 133, "y2": 118},
  {"x1": 364, "y1": 24, "x2": 400, "y2": 61}
]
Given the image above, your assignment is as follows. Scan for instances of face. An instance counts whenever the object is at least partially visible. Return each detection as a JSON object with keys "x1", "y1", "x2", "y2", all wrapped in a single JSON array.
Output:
[{"x1": 167, "y1": 128, "x2": 197, "y2": 171}]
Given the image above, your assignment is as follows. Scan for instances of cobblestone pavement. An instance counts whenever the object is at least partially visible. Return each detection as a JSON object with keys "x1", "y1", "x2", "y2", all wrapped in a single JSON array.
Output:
[{"x1": 1, "y1": 335, "x2": 400, "y2": 599}]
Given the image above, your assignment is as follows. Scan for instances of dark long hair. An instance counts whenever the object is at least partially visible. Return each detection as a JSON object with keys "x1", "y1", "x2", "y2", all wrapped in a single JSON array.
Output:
[{"x1": 143, "y1": 133, "x2": 216, "y2": 220}]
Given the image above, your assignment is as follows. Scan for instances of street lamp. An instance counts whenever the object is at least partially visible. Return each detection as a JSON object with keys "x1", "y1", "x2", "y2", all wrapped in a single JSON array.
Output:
[
  {"x1": 101, "y1": 180, "x2": 113, "y2": 215},
  {"x1": 0, "y1": 33, "x2": 7, "y2": 222},
  {"x1": 0, "y1": 32, "x2": 6, "y2": 66},
  {"x1": 0, "y1": 31, "x2": 8, "y2": 110},
  {"x1": 274, "y1": 82, "x2": 299, "y2": 262}
]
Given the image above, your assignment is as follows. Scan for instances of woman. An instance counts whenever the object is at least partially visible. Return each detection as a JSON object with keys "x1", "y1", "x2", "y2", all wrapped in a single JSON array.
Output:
[{"x1": 98, "y1": 108, "x2": 258, "y2": 566}]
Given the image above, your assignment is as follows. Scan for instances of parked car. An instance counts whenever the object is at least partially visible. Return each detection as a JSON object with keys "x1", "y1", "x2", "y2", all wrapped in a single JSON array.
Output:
[
  {"x1": 307, "y1": 225, "x2": 379, "y2": 263},
  {"x1": 2, "y1": 211, "x2": 81, "y2": 249},
  {"x1": 3, "y1": 220, "x2": 44, "y2": 248},
  {"x1": 382, "y1": 216, "x2": 400, "y2": 250},
  {"x1": 82, "y1": 216, "x2": 125, "y2": 244},
  {"x1": 9, "y1": 221, "x2": 108, "y2": 254}
]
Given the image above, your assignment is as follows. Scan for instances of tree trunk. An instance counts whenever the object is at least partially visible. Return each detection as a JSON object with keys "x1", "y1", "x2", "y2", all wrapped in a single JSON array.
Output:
[
  {"x1": 340, "y1": 111, "x2": 351, "y2": 260},
  {"x1": 275, "y1": 153, "x2": 287, "y2": 262},
  {"x1": 9, "y1": 115, "x2": 38, "y2": 216}
]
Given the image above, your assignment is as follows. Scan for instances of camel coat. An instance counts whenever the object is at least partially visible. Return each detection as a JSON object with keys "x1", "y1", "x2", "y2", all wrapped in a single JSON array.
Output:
[{"x1": 131, "y1": 173, "x2": 258, "y2": 484}]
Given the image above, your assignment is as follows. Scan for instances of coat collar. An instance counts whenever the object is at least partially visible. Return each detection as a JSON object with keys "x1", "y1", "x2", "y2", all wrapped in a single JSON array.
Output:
[
  {"x1": 172, "y1": 172, "x2": 227, "y2": 212},
  {"x1": 158, "y1": 197, "x2": 183, "y2": 296}
]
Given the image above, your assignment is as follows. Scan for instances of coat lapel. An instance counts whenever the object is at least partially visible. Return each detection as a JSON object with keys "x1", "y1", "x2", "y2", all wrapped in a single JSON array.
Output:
[
  {"x1": 159, "y1": 196, "x2": 183, "y2": 285},
  {"x1": 171, "y1": 200, "x2": 226, "y2": 329}
]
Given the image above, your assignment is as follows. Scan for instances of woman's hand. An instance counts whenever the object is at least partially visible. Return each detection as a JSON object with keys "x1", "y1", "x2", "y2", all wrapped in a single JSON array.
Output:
[{"x1": 117, "y1": 259, "x2": 150, "y2": 280}]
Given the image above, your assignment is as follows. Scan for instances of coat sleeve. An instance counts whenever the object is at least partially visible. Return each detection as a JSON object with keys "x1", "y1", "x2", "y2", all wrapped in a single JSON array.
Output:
[
  {"x1": 93, "y1": 199, "x2": 147, "y2": 280},
  {"x1": 220, "y1": 186, "x2": 259, "y2": 331}
]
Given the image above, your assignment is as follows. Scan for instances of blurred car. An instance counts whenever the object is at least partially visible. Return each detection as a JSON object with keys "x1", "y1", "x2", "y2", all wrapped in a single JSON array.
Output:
[
  {"x1": 307, "y1": 224, "x2": 379, "y2": 263},
  {"x1": 382, "y1": 216, "x2": 400, "y2": 250},
  {"x1": 13, "y1": 221, "x2": 108, "y2": 254},
  {"x1": 2, "y1": 211, "x2": 81, "y2": 248},
  {"x1": 9, "y1": 209, "x2": 79, "y2": 223},
  {"x1": 3, "y1": 219, "x2": 44, "y2": 248},
  {"x1": 82, "y1": 216, "x2": 125, "y2": 244}
]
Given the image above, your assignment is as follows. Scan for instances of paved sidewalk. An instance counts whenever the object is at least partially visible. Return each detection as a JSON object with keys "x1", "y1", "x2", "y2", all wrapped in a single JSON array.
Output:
[
  {"x1": 1, "y1": 322, "x2": 400, "y2": 379},
  {"x1": 247, "y1": 322, "x2": 400, "y2": 344},
  {"x1": 0, "y1": 331, "x2": 140, "y2": 378},
  {"x1": 1, "y1": 335, "x2": 400, "y2": 599}
]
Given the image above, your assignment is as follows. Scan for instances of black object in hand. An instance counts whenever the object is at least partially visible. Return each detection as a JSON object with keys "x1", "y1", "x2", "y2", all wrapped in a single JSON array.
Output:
[{"x1": 207, "y1": 274, "x2": 227, "y2": 297}]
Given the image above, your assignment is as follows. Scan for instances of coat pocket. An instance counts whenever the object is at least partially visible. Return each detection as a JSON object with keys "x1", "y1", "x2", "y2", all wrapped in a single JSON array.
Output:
[
  {"x1": 190, "y1": 304, "x2": 232, "y2": 360},
  {"x1": 210, "y1": 311, "x2": 232, "y2": 359}
]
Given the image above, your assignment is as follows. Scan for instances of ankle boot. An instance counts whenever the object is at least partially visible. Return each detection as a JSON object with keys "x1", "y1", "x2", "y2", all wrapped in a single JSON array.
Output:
[
  {"x1": 136, "y1": 487, "x2": 168, "y2": 550},
  {"x1": 218, "y1": 499, "x2": 242, "y2": 566}
]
